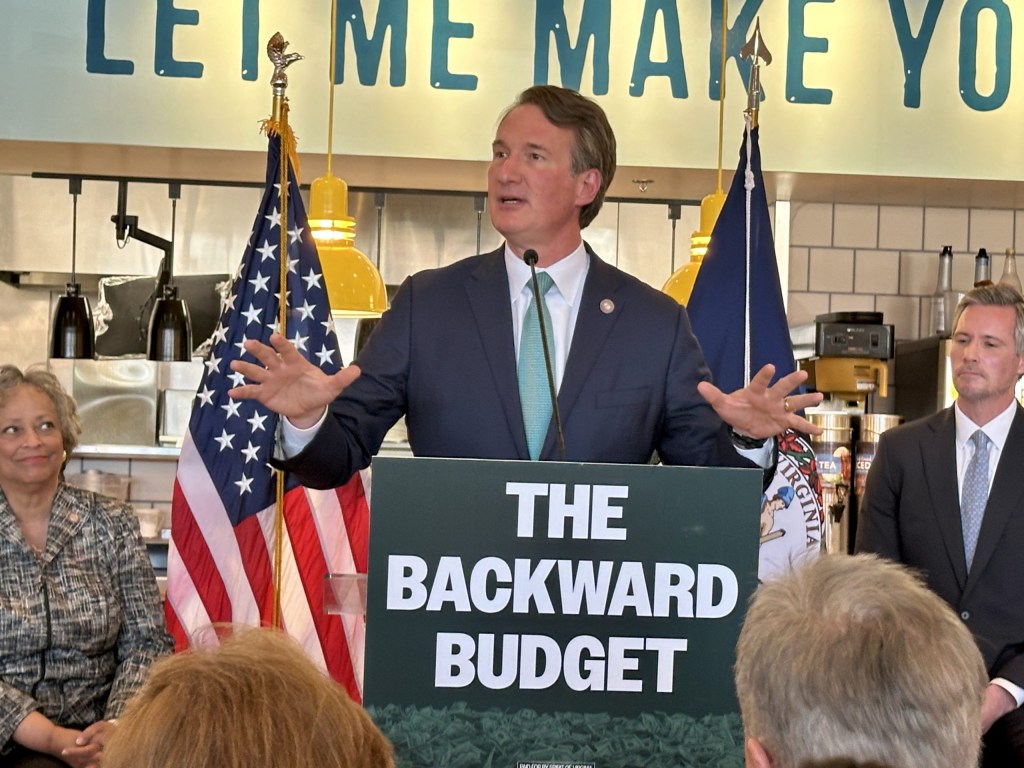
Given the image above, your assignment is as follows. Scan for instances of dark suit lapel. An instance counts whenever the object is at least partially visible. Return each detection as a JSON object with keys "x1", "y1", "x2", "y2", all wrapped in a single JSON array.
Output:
[
  {"x1": 964, "y1": 405, "x2": 1024, "y2": 596},
  {"x1": 465, "y1": 248, "x2": 530, "y2": 459},
  {"x1": 542, "y1": 247, "x2": 625, "y2": 459},
  {"x1": 921, "y1": 408, "x2": 970, "y2": 590}
]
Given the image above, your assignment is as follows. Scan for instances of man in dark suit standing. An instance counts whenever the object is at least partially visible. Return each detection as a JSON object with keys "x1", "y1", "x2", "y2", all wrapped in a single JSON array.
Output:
[
  {"x1": 858, "y1": 283, "x2": 1024, "y2": 767},
  {"x1": 229, "y1": 85, "x2": 820, "y2": 486}
]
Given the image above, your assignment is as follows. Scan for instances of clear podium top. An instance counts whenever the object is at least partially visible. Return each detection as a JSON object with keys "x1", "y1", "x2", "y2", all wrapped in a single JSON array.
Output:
[{"x1": 324, "y1": 573, "x2": 367, "y2": 615}]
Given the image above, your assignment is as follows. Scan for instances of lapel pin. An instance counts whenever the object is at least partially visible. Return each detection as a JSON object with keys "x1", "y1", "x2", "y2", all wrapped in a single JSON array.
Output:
[
  {"x1": 69, "y1": 512, "x2": 80, "y2": 523},
  {"x1": 600, "y1": 298, "x2": 615, "y2": 314}
]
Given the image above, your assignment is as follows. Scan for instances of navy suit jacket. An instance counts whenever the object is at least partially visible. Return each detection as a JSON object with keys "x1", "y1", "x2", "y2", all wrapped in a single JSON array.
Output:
[
  {"x1": 857, "y1": 405, "x2": 1024, "y2": 686},
  {"x1": 284, "y1": 245, "x2": 749, "y2": 488}
]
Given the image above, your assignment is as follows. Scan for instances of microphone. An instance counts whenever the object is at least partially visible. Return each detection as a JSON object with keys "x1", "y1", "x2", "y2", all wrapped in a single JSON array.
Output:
[{"x1": 523, "y1": 249, "x2": 566, "y2": 461}]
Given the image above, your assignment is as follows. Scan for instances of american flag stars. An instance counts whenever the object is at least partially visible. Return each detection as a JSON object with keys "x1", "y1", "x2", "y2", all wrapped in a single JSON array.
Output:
[
  {"x1": 256, "y1": 240, "x2": 277, "y2": 262},
  {"x1": 186, "y1": 154, "x2": 343, "y2": 520}
]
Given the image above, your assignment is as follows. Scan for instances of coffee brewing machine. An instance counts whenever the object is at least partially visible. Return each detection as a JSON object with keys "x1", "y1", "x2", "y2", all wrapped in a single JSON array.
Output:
[{"x1": 799, "y1": 312, "x2": 898, "y2": 554}]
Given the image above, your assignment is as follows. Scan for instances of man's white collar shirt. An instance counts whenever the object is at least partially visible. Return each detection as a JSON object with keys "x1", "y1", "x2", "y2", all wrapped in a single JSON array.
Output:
[
  {"x1": 954, "y1": 399, "x2": 1017, "y2": 491},
  {"x1": 504, "y1": 241, "x2": 589, "y2": 392}
]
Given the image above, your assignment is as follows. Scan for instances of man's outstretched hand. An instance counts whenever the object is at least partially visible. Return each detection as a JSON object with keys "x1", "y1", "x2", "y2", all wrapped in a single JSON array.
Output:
[
  {"x1": 228, "y1": 333, "x2": 361, "y2": 428},
  {"x1": 698, "y1": 364, "x2": 824, "y2": 440}
]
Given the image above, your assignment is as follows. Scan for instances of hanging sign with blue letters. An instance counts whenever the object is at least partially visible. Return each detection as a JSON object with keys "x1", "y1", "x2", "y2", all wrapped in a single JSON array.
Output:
[{"x1": 4, "y1": 1, "x2": 1022, "y2": 180}]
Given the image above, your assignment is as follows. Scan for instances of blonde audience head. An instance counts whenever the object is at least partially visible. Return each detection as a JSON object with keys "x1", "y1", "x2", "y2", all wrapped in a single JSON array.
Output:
[
  {"x1": 103, "y1": 628, "x2": 394, "y2": 768},
  {"x1": 734, "y1": 554, "x2": 987, "y2": 768}
]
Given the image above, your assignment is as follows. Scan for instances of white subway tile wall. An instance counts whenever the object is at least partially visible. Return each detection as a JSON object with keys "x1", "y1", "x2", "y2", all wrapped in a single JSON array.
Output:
[
  {"x1": 878, "y1": 206, "x2": 923, "y2": 251},
  {"x1": 875, "y1": 295, "x2": 919, "y2": 341},
  {"x1": 828, "y1": 293, "x2": 873, "y2": 315},
  {"x1": 854, "y1": 250, "x2": 899, "y2": 295},
  {"x1": 788, "y1": 203, "x2": 1024, "y2": 340},
  {"x1": 923, "y1": 208, "x2": 969, "y2": 252},
  {"x1": 788, "y1": 247, "x2": 810, "y2": 292},
  {"x1": 79, "y1": 458, "x2": 130, "y2": 476},
  {"x1": 65, "y1": 456, "x2": 177, "y2": 513},
  {"x1": 969, "y1": 209, "x2": 1014, "y2": 253},
  {"x1": 786, "y1": 292, "x2": 831, "y2": 328},
  {"x1": 832, "y1": 204, "x2": 878, "y2": 249},
  {"x1": 808, "y1": 247, "x2": 855, "y2": 294},
  {"x1": 790, "y1": 203, "x2": 834, "y2": 247},
  {"x1": 952, "y1": 251, "x2": 978, "y2": 290},
  {"x1": 899, "y1": 250, "x2": 938, "y2": 296},
  {"x1": 127, "y1": 460, "x2": 178, "y2": 505}
]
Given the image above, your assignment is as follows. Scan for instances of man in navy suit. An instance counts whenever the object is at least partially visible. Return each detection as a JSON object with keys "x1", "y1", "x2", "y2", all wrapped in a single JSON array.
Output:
[
  {"x1": 858, "y1": 283, "x2": 1024, "y2": 767},
  {"x1": 230, "y1": 85, "x2": 820, "y2": 487}
]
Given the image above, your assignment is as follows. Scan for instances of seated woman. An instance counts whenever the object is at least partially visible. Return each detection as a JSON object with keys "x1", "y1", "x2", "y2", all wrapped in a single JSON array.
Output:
[
  {"x1": 0, "y1": 365, "x2": 173, "y2": 768},
  {"x1": 103, "y1": 628, "x2": 394, "y2": 768}
]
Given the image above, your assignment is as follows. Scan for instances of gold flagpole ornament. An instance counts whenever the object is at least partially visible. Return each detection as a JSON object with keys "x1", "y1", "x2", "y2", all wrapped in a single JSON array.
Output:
[{"x1": 264, "y1": 33, "x2": 303, "y2": 175}]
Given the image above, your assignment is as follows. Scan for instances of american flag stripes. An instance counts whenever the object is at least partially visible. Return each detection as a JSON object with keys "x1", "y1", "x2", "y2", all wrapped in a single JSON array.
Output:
[{"x1": 165, "y1": 133, "x2": 369, "y2": 700}]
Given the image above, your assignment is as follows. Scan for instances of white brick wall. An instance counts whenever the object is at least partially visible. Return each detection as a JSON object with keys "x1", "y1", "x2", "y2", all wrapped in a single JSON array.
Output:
[
  {"x1": 65, "y1": 455, "x2": 176, "y2": 530},
  {"x1": 788, "y1": 203, "x2": 1024, "y2": 341}
]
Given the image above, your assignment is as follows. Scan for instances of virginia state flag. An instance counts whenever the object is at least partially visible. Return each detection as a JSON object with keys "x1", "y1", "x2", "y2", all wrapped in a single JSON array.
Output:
[
  {"x1": 687, "y1": 122, "x2": 824, "y2": 581},
  {"x1": 687, "y1": 124, "x2": 794, "y2": 391}
]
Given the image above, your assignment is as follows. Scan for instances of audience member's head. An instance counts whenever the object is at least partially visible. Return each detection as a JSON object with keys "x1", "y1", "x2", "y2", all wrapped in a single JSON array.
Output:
[
  {"x1": 734, "y1": 554, "x2": 986, "y2": 768},
  {"x1": 103, "y1": 628, "x2": 394, "y2": 768},
  {"x1": 0, "y1": 364, "x2": 81, "y2": 459}
]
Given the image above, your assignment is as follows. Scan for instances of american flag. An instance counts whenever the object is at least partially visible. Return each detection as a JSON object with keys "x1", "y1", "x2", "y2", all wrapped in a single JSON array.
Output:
[{"x1": 164, "y1": 133, "x2": 370, "y2": 700}]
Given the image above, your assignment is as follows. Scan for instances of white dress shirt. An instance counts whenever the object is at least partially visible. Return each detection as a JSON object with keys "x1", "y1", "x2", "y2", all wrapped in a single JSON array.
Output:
[{"x1": 505, "y1": 241, "x2": 588, "y2": 389}]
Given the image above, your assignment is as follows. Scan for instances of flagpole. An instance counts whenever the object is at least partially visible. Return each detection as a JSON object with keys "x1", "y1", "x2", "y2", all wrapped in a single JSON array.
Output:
[
  {"x1": 740, "y1": 20, "x2": 772, "y2": 385},
  {"x1": 715, "y1": 0, "x2": 728, "y2": 197},
  {"x1": 265, "y1": 32, "x2": 304, "y2": 629}
]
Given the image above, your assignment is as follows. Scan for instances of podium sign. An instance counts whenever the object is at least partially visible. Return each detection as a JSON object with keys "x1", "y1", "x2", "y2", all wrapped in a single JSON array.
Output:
[{"x1": 364, "y1": 458, "x2": 760, "y2": 766}]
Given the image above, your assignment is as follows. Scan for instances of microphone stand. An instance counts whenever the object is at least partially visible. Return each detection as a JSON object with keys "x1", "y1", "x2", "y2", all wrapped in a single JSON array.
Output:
[{"x1": 523, "y1": 249, "x2": 566, "y2": 461}]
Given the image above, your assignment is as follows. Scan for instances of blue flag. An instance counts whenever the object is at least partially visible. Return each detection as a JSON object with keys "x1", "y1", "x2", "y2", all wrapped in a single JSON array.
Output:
[
  {"x1": 687, "y1": 125, "x2": 795, "y2": 391},
  {"x1": 686, "y1": 123, "x2": 823, "y2": 580}
]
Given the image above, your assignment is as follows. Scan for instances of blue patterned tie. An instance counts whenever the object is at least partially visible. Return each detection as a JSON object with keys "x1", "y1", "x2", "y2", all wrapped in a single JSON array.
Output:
[
  {"x1": 518, "y1": 272, "x2": 556, "y2": 460},
  {"x1": 961, "y1": 429, "x2": 991, "y2": 570}
]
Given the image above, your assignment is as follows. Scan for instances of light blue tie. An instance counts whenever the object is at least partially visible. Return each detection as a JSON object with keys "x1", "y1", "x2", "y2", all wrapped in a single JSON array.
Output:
[
  {"x1": 518, "y1": 272, "x2": 555, "y2": 460},
  {"x1": 961, "y1": 429, "x2": 991, "y2": 570}
]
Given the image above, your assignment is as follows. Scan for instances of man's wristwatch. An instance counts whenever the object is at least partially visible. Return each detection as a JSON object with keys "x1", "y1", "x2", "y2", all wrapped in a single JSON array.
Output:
[{"x1": 728, "y1": 428, "x2": 769, "y2": 450}]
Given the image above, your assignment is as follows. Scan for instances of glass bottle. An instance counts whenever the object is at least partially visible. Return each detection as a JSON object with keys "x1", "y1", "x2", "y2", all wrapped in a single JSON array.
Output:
[
  {"x1": 999, "y1": 248, "x2": 1023, "y2": 293},
  {"x1": 930, "y1": 245, "x2": 954, "y2": 337},
  {"x1": 974, "y1": 248, "x2": 992, "y2": 286}
]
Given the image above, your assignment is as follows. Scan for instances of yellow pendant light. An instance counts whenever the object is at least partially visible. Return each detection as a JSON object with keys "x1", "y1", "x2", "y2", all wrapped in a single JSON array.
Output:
[
  {"x1": 662, "y1": 1, "x2": 729, "y2": 307},
  {"x1": 309, "y1": 0, "x2": 387, "y2": 318},
  {"x1": 662, "y1": 188, "x2": 726, "y2": 306}
]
